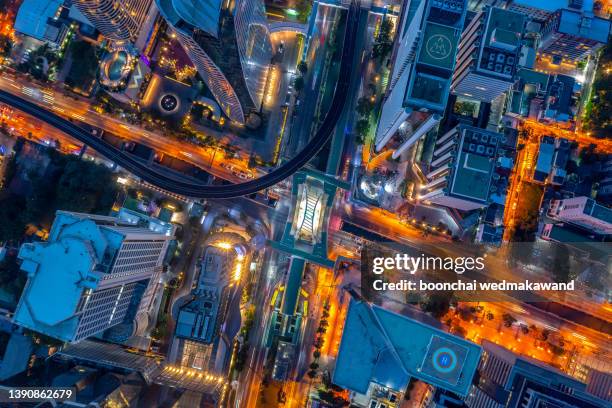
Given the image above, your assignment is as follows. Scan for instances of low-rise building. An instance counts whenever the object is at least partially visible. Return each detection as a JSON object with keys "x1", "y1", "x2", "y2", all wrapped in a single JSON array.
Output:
[
  {"x1": 548, "y1": 196, "x2": 612, "y2": 235},
  {"x1": 507, "y1": 69, "x2": 576, "y2": 124},
  {"x1": 533, "y1": 136, "x2": 555, "y2": 183},
  {"x1": 174, "y1": 244, "x2": 241, "y2": 375},
  {"x1": 539, "y1": 8, "x2": 611, "y2": 63}
]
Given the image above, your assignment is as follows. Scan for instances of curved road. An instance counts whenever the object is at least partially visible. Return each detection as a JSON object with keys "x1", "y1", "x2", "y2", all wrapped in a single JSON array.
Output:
[{"x1": 0, "y1": 3, "x2": 360, "y2": 199}]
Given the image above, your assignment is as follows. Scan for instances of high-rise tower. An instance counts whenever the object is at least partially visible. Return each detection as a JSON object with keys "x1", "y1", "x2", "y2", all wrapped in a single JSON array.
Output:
[
  {"x1": 156, "y1": 0, "x2": 272, "y2": 124},
  {"x1": 73, "y1": 0, "x2": 152, "y2": 42},
  {"x1": 13, "y1": 211, "x2": 171, "y2": 343}
]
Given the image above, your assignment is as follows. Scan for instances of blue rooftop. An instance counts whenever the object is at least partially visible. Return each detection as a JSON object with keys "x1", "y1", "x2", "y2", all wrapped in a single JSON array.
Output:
[
  {"x1": 557, "y1": 9, "x2": 611, "y2": 43},
  {"x1": 14, "y1": 0, "x2": 62, "y2": 41},
  {"x1": 13, "y1": 212, "x2": 152, "y2": 342},
  {"x1": 333, "y1": 300, "x2": 481, "y2": 397},
  {"x1": 156, "y1": 0, "x2": 222, "y2": 36},
  {"x1": 510, "y1": 0, "x2": 594, "y2": 13}
]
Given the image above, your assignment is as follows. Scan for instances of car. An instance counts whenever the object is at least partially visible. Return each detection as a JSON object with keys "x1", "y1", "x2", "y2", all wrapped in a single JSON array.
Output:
[{"x1": 153, "y1": 152, "x2": 164, "y2": 163}]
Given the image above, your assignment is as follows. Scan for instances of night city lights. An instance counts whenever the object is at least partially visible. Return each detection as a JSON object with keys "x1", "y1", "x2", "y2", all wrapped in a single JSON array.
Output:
[{"x1": 0, "y1": 0, "x2": 610, "y2": 407}]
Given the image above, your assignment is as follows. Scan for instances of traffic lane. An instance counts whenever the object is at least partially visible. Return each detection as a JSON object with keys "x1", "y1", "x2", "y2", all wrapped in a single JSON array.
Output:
[
  {"x1": 0, "y1": 75, "x2": 255, "y2": 183},
  {"x1": 0, "y1": 4, "x2": 360, "y2": 198}
]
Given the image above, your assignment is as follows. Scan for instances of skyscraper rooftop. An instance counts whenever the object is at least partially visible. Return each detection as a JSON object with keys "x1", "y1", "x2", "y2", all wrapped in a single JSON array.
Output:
[
  {"x1": 333, "y1": 299, "x2": 481, "y2": 397},
  {"x1": 14, "y1": 211, "x2": 170, "y2": 342}
]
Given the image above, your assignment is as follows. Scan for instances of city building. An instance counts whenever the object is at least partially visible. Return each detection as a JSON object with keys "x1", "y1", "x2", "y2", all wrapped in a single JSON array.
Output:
[
  {"x1": 156, "y1": 0, "x2": 272, "y2": 124},
  {"x1": 0, "y1": 331, "x2": 33, "y2": 381},
  {"x1": 333, "y1": 298, "x2": 482, "y2": 407},
  {"x1": 539, "y1": 8, "x2": 611, "y2": 63},
  {"x1": 419, "y1": 125, "x2": 515, "y2": 211},
  {"x1": 533, "y1": 136, "x2": 555, "y2": 183},
  {"x1": 13, "y1": 0, "x2": 69, "y2": 46},
  {"x1": 540, "y1": 223, "x2": 610, "y2": 262},
  {"x1": 174, "y1": 244, "x2": 241, "y2": 374},
  {"x1": 597, "y1": 156, "x2": 612, "y2": 203},
  {"x1": 73, "y1": 0, "x2": 153, "y2": 42},
  {"x1": 505, "y1": 0, "x2": 595, "y2": 22},
  {"x1": 465, "y1": 340, "x2": 611, "y2": 408},
  {"x1": 507, "y1": 69, "x2": 576, "y2": 123},
  {"x1": 548, "y1": 196, "x2": 612, "y2": 235},
  {"x1": 54, "y1": 339, "x2": 228, "y2": 404},
  {"x1": 13, "y1": 211, "x2": 172, "y2": 343},
  {"x1": 587, "y1": 369, "x2": 612, "y2": 402},
  {"x1": 451, "y1": 7, "x2": 527, "y2": 102},
  {"x1": 266, "y1": 257, "x2": 307, "y2": 347},
  {"x1": 375, "y1": 0, "x2": 467, "y2": 159}
]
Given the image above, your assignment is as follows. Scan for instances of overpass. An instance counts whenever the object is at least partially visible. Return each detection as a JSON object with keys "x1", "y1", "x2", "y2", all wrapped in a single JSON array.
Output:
[
  {"x1": 268, "y1": 21, "x2": 307, "y2": 34},
  {"x1": 0, "y1": 2, "x2": 361, "y2": 199}
]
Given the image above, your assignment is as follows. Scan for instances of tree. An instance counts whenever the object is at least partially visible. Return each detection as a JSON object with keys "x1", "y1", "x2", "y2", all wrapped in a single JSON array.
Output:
[
  {"x1": 453, "y1": 325, "x2": 467, "y2": 338},
  {"x1": 0, "y1": 196, "x2": 26, "y2": 243},
  {"x1": 295, "y1": 0, "x2": 313, "y2": 23},
  {"x1": 65, "y1": 41, "x2": 99, "y2": 90},
  {"x1": 294, "y1": 76, "x2": 305, "y2": 92},
  {"x1": 355, "y1": 119, "x2": 370, "y2": 140},
  {"x1": 421, "y1": 292, "x2": 452, "y2": 319},
  {"x1": 298, "y1": 61, "x2": 308, "y2": 75},
  {"x1": 372, "y1": 18, "x2": 394, "y2": 62},
  {"x1": 0, "y1": 256, "x2": 26, "y2": 298},
  {"x1": 502, "y1": 313, "x2": 517, "y2": 328},
  {"x1": 356, "y1": 97, "x2": 374, "y2": 117}
]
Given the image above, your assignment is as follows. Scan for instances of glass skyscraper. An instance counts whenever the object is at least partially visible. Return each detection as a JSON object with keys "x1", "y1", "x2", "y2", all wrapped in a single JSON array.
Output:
[
  {"x1": 73, "y1": 0, "x2": 152, "y2": 42},
  {"x1": 156, "y1": 0, "x2": 272, "y2": 124}
]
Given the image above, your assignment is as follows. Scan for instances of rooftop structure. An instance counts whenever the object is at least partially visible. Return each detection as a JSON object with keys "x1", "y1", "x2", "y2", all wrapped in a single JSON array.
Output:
[
  {"x1": 539, "y1": 9, "x2": 611, "y2": 63},
  {"x1": 505, "y1": 0, "x2": 596, "y2": 22},
  {"x1": 598, "y1": 156, "x2": 612, "y2": 202},
  {"x1": 117, "y1": 207, "x2": 177, "y2": 237},
  {"x1": 507, "y1": 69, "x2": 575, "y2": 123},
  {"x1": 587, "y1": 369, "x2": 612, "y2": 402},
  {"x1": 533, "y1": 136, "x2": 555, "y2": 183},
  {"x1": 451, "y1": 7, "x2": 526, "y2": 102},
  {"x1": 266, "y1": 257, "x2": 307, "y2": 347},
  {"x1": 333, "y1": 299, "x2": 481, "y2": 404},
  {"x1": 13, "y1": 211, "x2": 171, "y2": 343},
  {"x1": 0, "y1": 331, "x2": 33, "y2": 381},
  {"x1": 465, "y1": 340, "x2": 611, "y2": 408},
  {"x1": 57, "y1": 339, "x2": 160, "y2": 382},
  {"x1": 420, "y1": 125, "x2": 515, "y2": 211},
  {"x1": 375, "y1": 0, "x2": 467, "y2": 158},
  {"x1": 14, "y1": 0, "x2": 66, "y2": 44},
  {"x1": 174, "y1": 244, "x2": 240, "y2": 374},
  {"x1": 73, "y1": 0, "x2": 152, "y2": 42},
  {"x1": 549, "y1": 196, "x2": 612, "y2": 235},
  {"x1": 156, "y1": 0, "x2": 272, "y2": 124}
]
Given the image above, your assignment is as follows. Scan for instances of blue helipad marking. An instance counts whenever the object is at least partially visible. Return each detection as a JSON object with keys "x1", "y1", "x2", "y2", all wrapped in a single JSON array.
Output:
[{"x1": 432, "y1": 347, "x2": 457, "y2": 374}]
